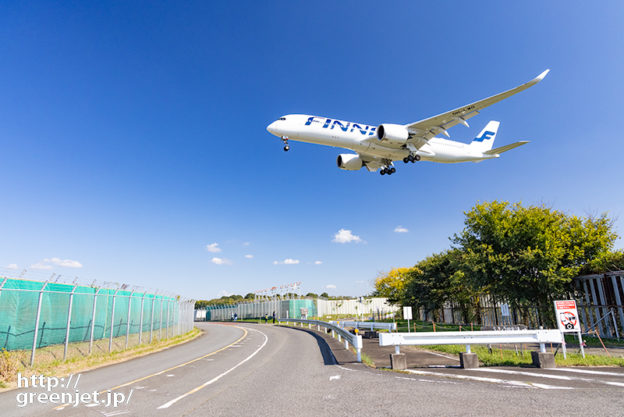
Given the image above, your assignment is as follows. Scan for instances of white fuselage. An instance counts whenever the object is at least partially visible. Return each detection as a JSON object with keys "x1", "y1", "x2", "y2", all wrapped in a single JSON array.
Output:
[{"x1": 266, "y1": 114, "x2": 497, "y2": 164}]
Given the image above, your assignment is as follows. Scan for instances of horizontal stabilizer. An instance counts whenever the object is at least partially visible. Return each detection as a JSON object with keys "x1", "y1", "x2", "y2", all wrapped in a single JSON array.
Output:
[{"x1": 484, "y1": 141, "x2": 529, "y2": 155}]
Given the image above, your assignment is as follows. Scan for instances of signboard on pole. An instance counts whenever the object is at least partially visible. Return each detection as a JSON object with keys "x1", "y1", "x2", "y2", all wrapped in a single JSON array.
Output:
[
  {"x1": 403, "y1": 306, "x2": 412, "y2": 320},
  {"x1": 553, "y1": 299, "x2": 585, "y2": 359},
  {"x1": 554, "y1": 300, "x2": 580, "y2": 332}
]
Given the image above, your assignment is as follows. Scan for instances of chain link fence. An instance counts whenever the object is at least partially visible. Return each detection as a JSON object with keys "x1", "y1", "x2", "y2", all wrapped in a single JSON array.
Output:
[{"x1": 0, "y1": 275, "x2": 195, "y2": 366}]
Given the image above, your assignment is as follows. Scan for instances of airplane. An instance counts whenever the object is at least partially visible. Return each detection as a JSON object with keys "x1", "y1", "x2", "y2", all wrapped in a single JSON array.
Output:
[{"x1": 266, "y1": 69, "x2": 549, "y2": 175}]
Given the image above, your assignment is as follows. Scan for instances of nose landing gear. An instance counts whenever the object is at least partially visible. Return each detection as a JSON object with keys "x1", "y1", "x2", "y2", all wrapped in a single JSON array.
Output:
[{"x1": 281, "y1": 136, "x2": 290, "y2": 151}]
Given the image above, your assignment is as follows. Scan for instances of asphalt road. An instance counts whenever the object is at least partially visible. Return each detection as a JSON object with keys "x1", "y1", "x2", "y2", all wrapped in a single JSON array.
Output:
[{"x1": 1, "y1": 322, "x2": 623, "y2": 416}]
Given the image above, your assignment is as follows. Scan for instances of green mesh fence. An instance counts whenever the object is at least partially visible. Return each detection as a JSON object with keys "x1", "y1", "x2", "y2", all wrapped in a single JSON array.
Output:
[
  {"x1": 288, "y1": 299, "x2": 317, "y2": 318},
  {"x1": 0, "y1": 278, "x2": 180, "y2": 351}
]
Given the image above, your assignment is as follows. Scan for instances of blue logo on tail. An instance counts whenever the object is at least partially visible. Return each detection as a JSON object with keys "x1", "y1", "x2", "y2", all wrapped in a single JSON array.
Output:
[{"x1": 474, "y1": 131, "x2": 495, "y2": 142}]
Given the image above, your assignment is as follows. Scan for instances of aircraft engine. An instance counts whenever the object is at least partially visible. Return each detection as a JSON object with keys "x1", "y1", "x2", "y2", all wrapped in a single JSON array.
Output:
[
  {"x1": 336, "y1": 154, "x2": 363, "y2": 171},
  {"x1": 377, "y1": 124, "x2": 409, "y2": 146}
]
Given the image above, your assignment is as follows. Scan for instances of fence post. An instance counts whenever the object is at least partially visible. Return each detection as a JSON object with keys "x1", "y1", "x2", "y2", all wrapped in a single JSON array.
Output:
[
  {"x1": 150, "y1": 294, "x2": 156, "y2": 343},
  {"x1": 159, "y1": 297, "x2": 164, "y2": 340},
  {"x1": 89, "y1": 288, "x2": 101, "y2": 355},
  {"x1": 109, "y1": 289, "x2": 120, "y2": 353},
  {"x1": 125, "y1": 290, "x2": 134, "y2": 349},
  {"x1": 166, "y1": 299, "x2": 170, "y2": 339},
  {"x1": 30, "y1": 281, "x2": 49, "y2": 367},
  {"x1": 63, "y1": 285, "x2": 78, "y2": 361},
  {"x1": 138, "y1": 293, "x2": 146, "y2": 344}
]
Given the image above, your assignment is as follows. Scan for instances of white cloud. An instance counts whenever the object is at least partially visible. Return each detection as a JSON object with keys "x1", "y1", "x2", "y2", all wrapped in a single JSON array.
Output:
[
  {"x1": 394, "y1": 225, "x2": 409, "y2": 233},
  {"x1": 211, "y1": 257, "x2": 231, "y2": 265},
  {"x1": 218, "y1": 290, "x2": 232, "y2": 297},
  {"x1": 332, "y1": 229, "x2": 362, "y2": 244},
  {"x1": 205, "y1": 243, "x2": 222, "y2": 253},
  {"x1": 244, "y1": 254, "x2": 254, "y2": 259},
  {"x1": 31, "y1": 257, "x2": 83, "y2": 270},
  {"x1": 325, "y1": 284, "x2": 336, "y2": 289},
  {"x1": 30, "y1": 262, "x2": 53, "y2": 270},
  {"x1": 6, "y1": 264, "x2": 18, "y2": 270},
  {"x1": 273, "y1": 258, "x2": 300, "y2": 265},
  {"x1": 314, "y1": 260, "x2": 323, "y2": 265},
  {"x1": 243, "y1": 242, "x2": 250, "y2": 247},
  {"x1": 45, "y1": 257, "x2": 83, "y2": 268}
]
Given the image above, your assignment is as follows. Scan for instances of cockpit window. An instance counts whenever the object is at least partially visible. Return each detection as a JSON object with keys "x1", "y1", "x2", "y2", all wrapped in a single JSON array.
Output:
[{"x1": 279, "y1": 117, "x2": 286, "y2": 121}]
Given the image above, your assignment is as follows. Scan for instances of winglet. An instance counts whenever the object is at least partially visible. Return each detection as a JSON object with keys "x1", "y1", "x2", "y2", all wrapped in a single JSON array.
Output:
[{"x1": 535, "y1": 69, "x2": 550, "y2": 82}]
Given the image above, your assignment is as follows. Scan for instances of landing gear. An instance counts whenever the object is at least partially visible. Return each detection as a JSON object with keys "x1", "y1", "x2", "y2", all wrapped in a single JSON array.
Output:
[
  {"x1": 281, "y1": 136, "x2": 290, "y2": 152},
  {"x1": 283, "y1": 145, "x2": 290, "y2": 151},
  {"x1": 403, "y1": 154, "x2": 421, "y2": 163},
  {"x1": 380, "y1": 166, "x2": 396, "y2": 175}
]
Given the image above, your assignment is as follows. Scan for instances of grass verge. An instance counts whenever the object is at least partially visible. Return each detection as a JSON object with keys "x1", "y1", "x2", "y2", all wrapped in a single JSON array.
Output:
[
  {"x1": 0, "y1": 327, "x2": 201, "y2": 390},
  {"x1": 424, "y1": 344, "x2": 624, "y2": 367}
]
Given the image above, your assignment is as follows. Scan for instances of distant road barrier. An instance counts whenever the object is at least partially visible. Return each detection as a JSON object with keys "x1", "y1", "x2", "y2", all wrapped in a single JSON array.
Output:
[
  {"x1": 379, "y1": 329, "x2": 564, "y2": 354},
  {"x1": 278, "y1": 318, "x2": 363, "y2": 362},
  {"x1": 330, "y1": 320, "x2": 397, "y2": 332}
]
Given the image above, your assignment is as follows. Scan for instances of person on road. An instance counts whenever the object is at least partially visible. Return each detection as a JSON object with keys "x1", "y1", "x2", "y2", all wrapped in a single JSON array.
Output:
[
  {"x1": 272, "y1": 311, "x2": 276, "y2": 324},
  {"x1": 264, "y1": 313, "x2": 268, "y2": 323}
]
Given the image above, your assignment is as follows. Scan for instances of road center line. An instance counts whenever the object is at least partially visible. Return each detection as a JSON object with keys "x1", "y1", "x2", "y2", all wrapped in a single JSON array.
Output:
[
  {"x1": 157, "y1": 327, "x2": 269, "y2": 410},
  {"x1": 54, "y1": 324, "x2": 248, "y2": 411}
]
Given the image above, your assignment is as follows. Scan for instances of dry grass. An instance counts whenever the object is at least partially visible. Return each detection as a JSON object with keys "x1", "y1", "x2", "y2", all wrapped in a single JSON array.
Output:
[
  {"x1": 0, "y1": 326, "x2": 201, "y2": 390},
  {"x1": 0, "y1": 349, "x2": 20, "y2": 386}
]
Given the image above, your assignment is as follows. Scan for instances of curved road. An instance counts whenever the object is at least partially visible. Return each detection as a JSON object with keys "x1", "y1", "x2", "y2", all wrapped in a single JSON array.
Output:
[{"x1": 1, "y1": 322, "x2": 623, "y2": 416}]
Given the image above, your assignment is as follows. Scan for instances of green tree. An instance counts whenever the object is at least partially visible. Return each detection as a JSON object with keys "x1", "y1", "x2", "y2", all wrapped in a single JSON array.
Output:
[
  {"x1": 401, "y1": 250, "x2": 477, "y2": 322},
  {"x1": 373, "y1": 267, "x2": 412, "y2": 304},
  {"x1": 453, "y1": 201, "x2": 617, "y2": 326}
]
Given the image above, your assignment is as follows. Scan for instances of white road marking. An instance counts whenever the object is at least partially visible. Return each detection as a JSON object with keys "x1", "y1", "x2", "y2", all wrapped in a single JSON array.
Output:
[
  {"x1": 85, "y1": 403, "x2": 99, "y2": 407},
  {"x1": 474, "y1": 368, "x2": 580, "y2": 381},
  {"x1": 425, "y1": 350, "x2": 460, "y2": 361},
  {"x1": 476, "y1": 368, "x2": 624, "y2": 388},
  {"x1": 406, "y1": 369, "x2": 573, "y2": 390},
  {"x1": 157, "y1": 328, "x2": 269, "y2": 409},
  {"x1": 166, "y1": 374, "x2": 175, "y2": 377},
  {"x1": 133, "y1": 386, "x2": 146, "y2": 390},
  {"x1": 102, "y1": 411, "x2": 130, "y2": 416},
  {"x1": 336, "y1": 365, "x2": 355, "y2": 372},
  {"x1": 329, "y1": 375, "x2": 341, "y2": 381},
  {"x1": 556, "y1": 368, "x2": 624, "y2": 377}
]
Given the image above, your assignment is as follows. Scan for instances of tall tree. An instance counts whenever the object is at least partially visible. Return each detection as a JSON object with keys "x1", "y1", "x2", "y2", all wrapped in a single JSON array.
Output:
[{"x1": 453, "y1": 201, "x2": 616, "y2": 326}]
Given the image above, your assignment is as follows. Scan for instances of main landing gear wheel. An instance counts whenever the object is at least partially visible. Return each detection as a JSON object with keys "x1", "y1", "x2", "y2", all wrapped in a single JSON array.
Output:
[
  {"x1": 380, "y1": 167, "x2": 396, "y2": 175},
  {"x1": 406, "y1": 154, "x2": 421, "y2": 163}
]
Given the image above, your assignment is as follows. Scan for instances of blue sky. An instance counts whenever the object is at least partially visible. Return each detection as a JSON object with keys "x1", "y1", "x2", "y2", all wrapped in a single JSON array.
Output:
[{"x1": 1, "y1": 2, "x2": 623, "y2": 299}]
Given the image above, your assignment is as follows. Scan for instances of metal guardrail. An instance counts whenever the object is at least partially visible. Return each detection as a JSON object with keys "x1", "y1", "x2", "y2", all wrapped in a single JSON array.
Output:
[
  {"x1": 278, "y1": 318, "x2": 363, "y2": 362},
  {"x1": 379, "y1": 329, "x2": 564, "y2": 354},
  {"x1": 330, "y1": 320, "x2": 397, "y2": 331}
]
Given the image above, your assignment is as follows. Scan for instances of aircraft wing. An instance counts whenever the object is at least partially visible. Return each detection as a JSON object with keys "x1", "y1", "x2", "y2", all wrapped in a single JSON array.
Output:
[
  {"x1": 357, "y1": 152, "x2": 386, "y2": 172},
  {"x1": 404, "y1": 70, "x2": 549, "y2": 147}
]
